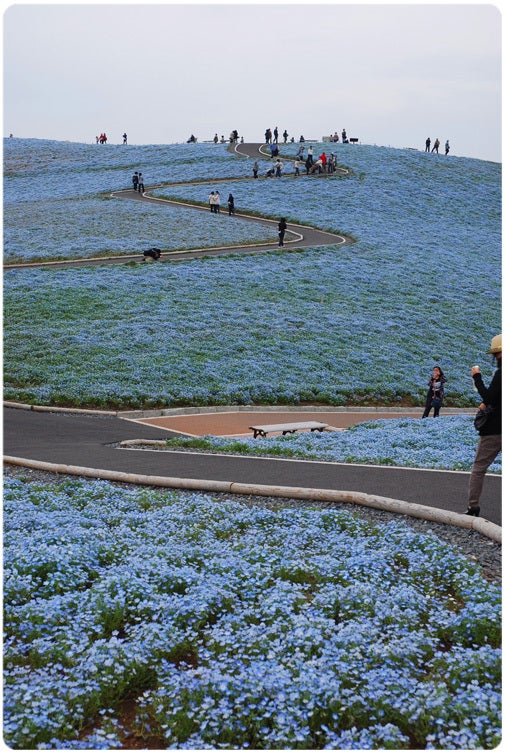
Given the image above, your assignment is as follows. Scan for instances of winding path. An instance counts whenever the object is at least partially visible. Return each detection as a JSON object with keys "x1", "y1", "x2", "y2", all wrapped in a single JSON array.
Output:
[
  {"x1": 3, "y1": 144, "x2": 501, "y2": 537},
  {"x1": 4, "y1": 142, "x2": 352, "y2": 270}
]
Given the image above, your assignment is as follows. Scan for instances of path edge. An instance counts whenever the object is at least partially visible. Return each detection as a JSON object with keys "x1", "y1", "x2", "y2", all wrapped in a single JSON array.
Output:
[{"x1": 4, "y1": 455, "x2": 501, "y2": 544}]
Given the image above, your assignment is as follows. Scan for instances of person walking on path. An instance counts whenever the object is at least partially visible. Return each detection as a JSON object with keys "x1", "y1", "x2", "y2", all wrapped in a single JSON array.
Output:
[
  {"x1": 466, "y1": 334, "x2": 502, "y2": 517},
  {"x1": 425, "y1": 137, "x2": 431, "y2": 152},
  {"x1": 132, "y1": 171, "x2": 139, "y2": 191},
  {"x1": 445, "y1": 140, "x2": 450, "y2": 155},
  {"x1": 275, "y1": 158, "x2": 283, "y2": 177},
  {"x1": 227, "y1": 193, "x2": 235, "y2": 215},
  {"x1": 253, "y1": 160, "x2": 259, "y2": 179},
  {"x1": 214, "y1": 191, "x2": 221, "y2": 213},
  {"x1": 209, "y1": 191, "x2": 216, "y2": 212},
  {"x1": 137, "y1": 173, "x2": 145, "y2": 193},
  {"x1": 431, "y1": 138, "x2": 440, "y2": 153},
  {"x1": 422, "y1": 366, "x2": 446, "y2": 418},
  {"x1": 123, "y1": 132, "x2": 128, "y2": 144},
  {"x1": 278, "y1": 217, "x2": 287, "y2": 247}
]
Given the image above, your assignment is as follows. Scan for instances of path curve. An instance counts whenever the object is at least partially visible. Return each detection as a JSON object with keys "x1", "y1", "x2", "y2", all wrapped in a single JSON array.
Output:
[
  {"x1": 3, "y1": 405, "x2": 502, "y2": 538},
  {"x1": 3, "y1": 145, "x2": 501, "y2": 538},
  {"x1": 4, "y1": 143, "x2": 352, "y2": 271}
]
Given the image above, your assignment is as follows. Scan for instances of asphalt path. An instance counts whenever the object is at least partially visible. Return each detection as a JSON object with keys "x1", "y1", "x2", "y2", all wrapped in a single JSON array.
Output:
[
  {"x1": 4, "y1": 144, "x2": 352, "y2": 271},
  {"x1": 4, "y1": 408, "x2": 501, "y2": 525},
  {"x1": 4, "y1": 143, "x2": 500, "y2": 526}
]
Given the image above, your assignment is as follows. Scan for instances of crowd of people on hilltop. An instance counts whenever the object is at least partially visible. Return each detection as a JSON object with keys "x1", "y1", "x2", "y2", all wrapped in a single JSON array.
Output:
[
  {"x1": 263, "y1": 146, "x2": 338, "y2": 178},
  {"x1": 94, "y1": 132, "x2": 129, "y2": 144},
  {"x1": 425, "y1": 137, "x2": 450, "y2": 155}
]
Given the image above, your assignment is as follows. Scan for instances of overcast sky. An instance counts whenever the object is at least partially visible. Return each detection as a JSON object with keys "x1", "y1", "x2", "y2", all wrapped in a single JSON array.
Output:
[{"x1": 3, "y1": 2, "x2": 502, "y2": 162}]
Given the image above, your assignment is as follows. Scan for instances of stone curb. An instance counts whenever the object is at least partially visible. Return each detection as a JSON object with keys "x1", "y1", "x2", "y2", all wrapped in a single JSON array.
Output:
[
  {"x1": 3, "y1": 401, "x2": 119, "y2": 416},
  {"x1": 3, "y1": 401, "x2": 473, "y2": 418},
  {"x1": 4, "y1": 456, "x2": 501, "y2": 544}
]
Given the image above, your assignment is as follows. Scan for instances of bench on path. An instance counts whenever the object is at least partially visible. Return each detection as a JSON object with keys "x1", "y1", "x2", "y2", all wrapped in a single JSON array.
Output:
[{"x1": 249, "y1": 421, "x2": 329, "y2": 439}]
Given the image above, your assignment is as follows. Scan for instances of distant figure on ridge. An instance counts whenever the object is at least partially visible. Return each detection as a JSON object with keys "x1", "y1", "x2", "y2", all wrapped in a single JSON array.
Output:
[
  {"x1": 445, "y1": 140, "x2": 450, "y2": 155},
  {"x1": 425, "y1": 137, "x2": 431, "y2": 152},
  {"x1": 122, "y1": 132, "x2": 128, "y2": 144},
  {"x1": 431, "y1": 138, "x2": 440, "y2": 154}
]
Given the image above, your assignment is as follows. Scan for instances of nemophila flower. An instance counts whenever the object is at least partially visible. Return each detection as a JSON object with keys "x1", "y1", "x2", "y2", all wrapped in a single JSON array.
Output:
[
  {"x1": 3, "y1": 139, "x2": 500, "y2": 409},
  {"x1": 3, "y1": 473, "x2": 501, "y2": 749},
  {"x1": 168, "y1": 415, "x2": 501, "y2": 473}
]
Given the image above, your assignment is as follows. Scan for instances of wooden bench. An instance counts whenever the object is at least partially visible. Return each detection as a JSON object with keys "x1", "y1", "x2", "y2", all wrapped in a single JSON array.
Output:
[{"x1": 249, "y1": 421, "x2": 329, "y2": 439}]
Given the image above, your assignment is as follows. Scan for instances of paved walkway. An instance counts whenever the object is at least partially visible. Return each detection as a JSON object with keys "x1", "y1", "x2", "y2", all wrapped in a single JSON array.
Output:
[
  {"x1": 4, "y1": 143, "x2": 352, "y2": 271},
  {"x1": 4, "y1": 407, "x2": 501, "y2": 526},
  {"x1": 4, "y1": 143, "x2": 501, "y2": 533}
]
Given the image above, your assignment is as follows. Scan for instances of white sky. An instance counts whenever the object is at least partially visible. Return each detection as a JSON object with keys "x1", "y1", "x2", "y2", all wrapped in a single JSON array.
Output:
[{"x1": 3, "y1": 2, "x2": 502, "y2": 162}]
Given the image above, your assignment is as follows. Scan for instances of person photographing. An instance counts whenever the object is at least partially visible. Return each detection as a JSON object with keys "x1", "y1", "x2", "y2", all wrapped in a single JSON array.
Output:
[{"x1": 466, "y1": 334, "x2": 502, "y2": 516}]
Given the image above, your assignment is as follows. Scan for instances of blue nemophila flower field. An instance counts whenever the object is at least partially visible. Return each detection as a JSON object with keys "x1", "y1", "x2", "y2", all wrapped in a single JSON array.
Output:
[
  {"x1": 4, "y1": 198, "x2": 277, "y2": 263},
  {"x1": 4, "y1": 474, "x2": 501, "y2": 750},
  {"x1": 166, "y1": 415, "x2": 501, "y2": 473},
  {"x1": 3, "y1": 137, "x2": 500, "y2": 409},
  {"x1": 4, "y1": 139, "x2": 271, "y2": 263}
]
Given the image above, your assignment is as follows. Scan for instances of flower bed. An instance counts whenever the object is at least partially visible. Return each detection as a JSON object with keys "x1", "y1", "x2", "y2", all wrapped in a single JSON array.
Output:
[
  {"x1": 165, "y1": 415, "x2": 502, "y2": 473},
  {"x1": 3, "y1": 249, "x2": 499, "y2": 408},
  {"x1": 4, "y1": 199, "x2": 278, "y2": 263},
  {"x1": 4, "y1": 475, "x2": 501, "y2": 749},
  {"x1": 3, "y1": 138, "x2": 500, "y2": 409}
]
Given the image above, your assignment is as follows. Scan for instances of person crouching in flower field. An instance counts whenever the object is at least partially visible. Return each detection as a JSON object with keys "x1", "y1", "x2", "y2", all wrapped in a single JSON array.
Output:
[
  {"x1": 466, "y1": 334, "x2": 502, "y2": 517},
  {"x1": 422, "y1": 365, "x2": 446, "y2": 418}
]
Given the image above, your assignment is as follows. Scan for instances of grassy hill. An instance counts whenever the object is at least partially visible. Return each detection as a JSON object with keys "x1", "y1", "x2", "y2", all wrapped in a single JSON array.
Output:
[{"x1": 3, "y1": 138, "x2": 501, "y2": 408}]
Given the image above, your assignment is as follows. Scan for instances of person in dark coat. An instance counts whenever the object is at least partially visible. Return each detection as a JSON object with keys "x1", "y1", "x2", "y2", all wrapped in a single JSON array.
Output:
[
  {"x1": 278, "y1": 217, "x2": 287, "y2": 247},
  {"x1": 466, "y1": 334, "x2": 502, "y2": 516},
  {"x1": 422, "y1": 366, "x2": 446, "y2": 418},
  {"x1": 227, "y1": 193, "x2": 235, "y2": 216}
]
